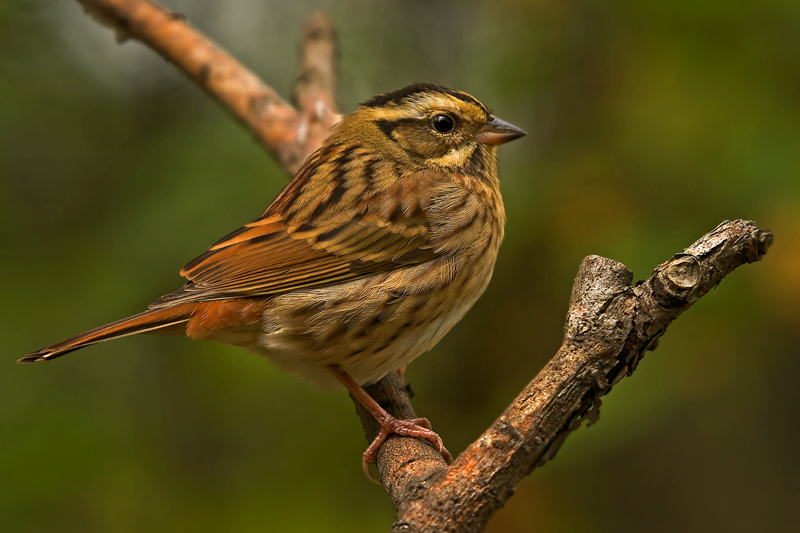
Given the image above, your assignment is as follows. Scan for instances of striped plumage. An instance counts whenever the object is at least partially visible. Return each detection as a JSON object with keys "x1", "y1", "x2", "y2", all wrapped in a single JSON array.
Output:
[{"x1": 19, "y1": 83, "x2": 525, "y2": 474}]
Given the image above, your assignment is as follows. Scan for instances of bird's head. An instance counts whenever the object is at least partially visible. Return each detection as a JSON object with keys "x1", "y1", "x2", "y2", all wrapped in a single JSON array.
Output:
[{"x1": 333, "y1": 83, "x2": 526, "y2": 171}]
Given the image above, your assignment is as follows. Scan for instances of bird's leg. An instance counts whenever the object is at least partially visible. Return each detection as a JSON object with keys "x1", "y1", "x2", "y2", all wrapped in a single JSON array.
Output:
[{"x1": 326, "y1": 364, "x2": 453, "y2": 480}]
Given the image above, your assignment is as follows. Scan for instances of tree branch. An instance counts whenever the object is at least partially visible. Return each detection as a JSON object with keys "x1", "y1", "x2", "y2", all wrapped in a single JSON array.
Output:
[
  {"x1": 73, "y1": 3, "x2": 774, "y2": 531},
  {"x1": 371, "y1": 219, "x2": 773, "y2": 532},
  {"x1": 77, "y1": 0, "x2": 340, "y2": 174}
]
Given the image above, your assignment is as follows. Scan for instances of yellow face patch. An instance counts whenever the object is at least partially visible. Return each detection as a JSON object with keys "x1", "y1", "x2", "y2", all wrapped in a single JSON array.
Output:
[{"x1": 427, "y1": 143, "x2": 477, "y2": 168}]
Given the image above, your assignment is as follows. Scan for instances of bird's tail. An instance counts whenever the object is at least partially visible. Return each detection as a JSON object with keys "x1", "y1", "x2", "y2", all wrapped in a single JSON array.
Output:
[{"x1": 17, "y1": 303, "x2": 196, "y2": 363}]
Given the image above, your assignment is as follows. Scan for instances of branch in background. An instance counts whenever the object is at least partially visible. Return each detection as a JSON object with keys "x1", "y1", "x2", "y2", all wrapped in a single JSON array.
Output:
[
  {"x1": 73, "y1": 2, "x2": 774, "y2": 532},
  {"x1": 77, "y1": 0, "x2": 340, "y2": 174},
  {"x1": 293, "y1": 12, "x2": 339, "y2": 127}
]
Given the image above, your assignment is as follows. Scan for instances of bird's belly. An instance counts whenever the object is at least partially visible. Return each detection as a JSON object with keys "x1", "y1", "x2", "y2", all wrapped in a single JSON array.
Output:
[{"x1": 251, "y1": 256, "x2": 495, "y2": 388}]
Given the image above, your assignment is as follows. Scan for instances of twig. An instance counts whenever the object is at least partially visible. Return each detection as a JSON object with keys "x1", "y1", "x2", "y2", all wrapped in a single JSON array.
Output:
[
  {"x1": 73, "y1": 3, "x2": 774, "y2": 532},
  {"x1": 77, "y1": 0, "x2": 340, "y2": 174}
]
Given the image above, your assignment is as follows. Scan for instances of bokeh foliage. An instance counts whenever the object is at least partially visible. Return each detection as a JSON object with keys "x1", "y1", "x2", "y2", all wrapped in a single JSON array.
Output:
[{"x1": 2, "y1": 0, "x2": 799, "y2": 531}]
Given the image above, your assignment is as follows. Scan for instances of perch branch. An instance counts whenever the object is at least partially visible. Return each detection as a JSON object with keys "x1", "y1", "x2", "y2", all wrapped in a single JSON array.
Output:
[
  {"x1": 77, "y1": 0, "x2": 340, "y2": 174},
  {"x1": 371, "y1": 219, "x2": 772, "y2": 532},
  {"x1": 74, "y1": 3, "x2": 774, "y2": 532}
]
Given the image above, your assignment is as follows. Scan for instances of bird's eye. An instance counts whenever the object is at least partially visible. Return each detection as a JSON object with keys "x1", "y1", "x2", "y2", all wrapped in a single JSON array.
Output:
[{"x1": 431, "y1": 114, "x2": 455, "y2": 133}]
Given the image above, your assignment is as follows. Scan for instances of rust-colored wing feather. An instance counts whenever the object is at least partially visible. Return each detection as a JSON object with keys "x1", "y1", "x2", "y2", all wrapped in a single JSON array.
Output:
[{"x1": 152, "y1": 144, "x2": 442, "y2": 308}]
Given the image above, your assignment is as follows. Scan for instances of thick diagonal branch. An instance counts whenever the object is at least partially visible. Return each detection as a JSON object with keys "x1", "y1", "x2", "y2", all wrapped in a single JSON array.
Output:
[
  {"x1": 77, "y1": 0, "x2": 340, "y2": 174},
  {"x1": 366, "y1": 220, "x2": 772, "y2": 532}
]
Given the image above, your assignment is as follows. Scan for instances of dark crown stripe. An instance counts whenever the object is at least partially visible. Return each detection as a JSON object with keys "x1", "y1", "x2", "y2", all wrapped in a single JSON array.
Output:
[{"x1": 361, "y1": 82, "x2": 487, "y2": 112}]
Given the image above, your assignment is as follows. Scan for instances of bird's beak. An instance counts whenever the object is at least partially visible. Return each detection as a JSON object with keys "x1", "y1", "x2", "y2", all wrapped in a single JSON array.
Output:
[{"x1": 475, "y1": 114, "x2": 527, "y2": 145}]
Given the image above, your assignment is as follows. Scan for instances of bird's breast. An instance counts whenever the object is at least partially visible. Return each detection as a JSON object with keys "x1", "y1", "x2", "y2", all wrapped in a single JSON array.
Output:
[{"x1": 253, "y1": 234, "x2": 501, "y2": 389}]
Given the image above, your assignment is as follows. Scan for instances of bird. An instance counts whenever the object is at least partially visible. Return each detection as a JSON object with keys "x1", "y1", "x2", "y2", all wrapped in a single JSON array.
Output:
[{"x1": 18, "y1": 83, "x2": 526, "y2": 478}]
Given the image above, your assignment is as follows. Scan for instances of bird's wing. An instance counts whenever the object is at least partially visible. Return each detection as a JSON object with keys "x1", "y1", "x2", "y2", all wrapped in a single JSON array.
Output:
[{"x1": 151, "y1": 147, "x2": 444, "y2": 307}]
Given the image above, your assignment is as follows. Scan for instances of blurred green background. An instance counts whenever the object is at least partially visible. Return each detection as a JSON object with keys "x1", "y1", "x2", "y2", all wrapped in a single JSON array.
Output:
[{"x1": 2, "y1": 0, "x2": 798, "y2": 531}]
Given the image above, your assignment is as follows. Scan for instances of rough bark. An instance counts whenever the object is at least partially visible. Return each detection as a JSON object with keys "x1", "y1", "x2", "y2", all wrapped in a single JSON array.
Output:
[
  {"x1": 73, "y1": 2, "x2": 774, "y2": 532},
  {"x1": 381, "y1": 219, "x2": 772, "y2": 532}
]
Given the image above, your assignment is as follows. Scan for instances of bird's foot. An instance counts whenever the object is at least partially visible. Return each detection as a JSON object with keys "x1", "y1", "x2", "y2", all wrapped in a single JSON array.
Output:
[{"x1": 362, "y1": 415, "x2": 453, "y2": 482}]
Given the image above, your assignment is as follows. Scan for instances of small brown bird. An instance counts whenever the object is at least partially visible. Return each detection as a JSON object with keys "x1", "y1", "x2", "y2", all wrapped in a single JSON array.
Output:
[{"x1": 19, "y1": 83, "x2": 525, "y2": 477}]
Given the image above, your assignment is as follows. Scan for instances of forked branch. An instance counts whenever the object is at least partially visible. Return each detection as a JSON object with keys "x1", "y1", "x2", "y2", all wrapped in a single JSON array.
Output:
[
  {"x1": 77, "y1": 0, "x2": 340, "y2": 174},
  {"x1": 74, "y1": 2, "x2": 773, "y2": 532}
]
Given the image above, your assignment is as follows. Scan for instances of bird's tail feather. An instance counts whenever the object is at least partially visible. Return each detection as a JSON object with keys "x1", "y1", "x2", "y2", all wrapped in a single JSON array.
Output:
[{"x1": 17, "y1": 304, "x2": 196, "y2": 363}]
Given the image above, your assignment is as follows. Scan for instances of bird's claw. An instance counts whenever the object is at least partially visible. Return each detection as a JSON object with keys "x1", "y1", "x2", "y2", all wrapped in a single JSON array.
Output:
[{"x1": 361, "y1": 416, "x2": 452, "y2": 482}]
